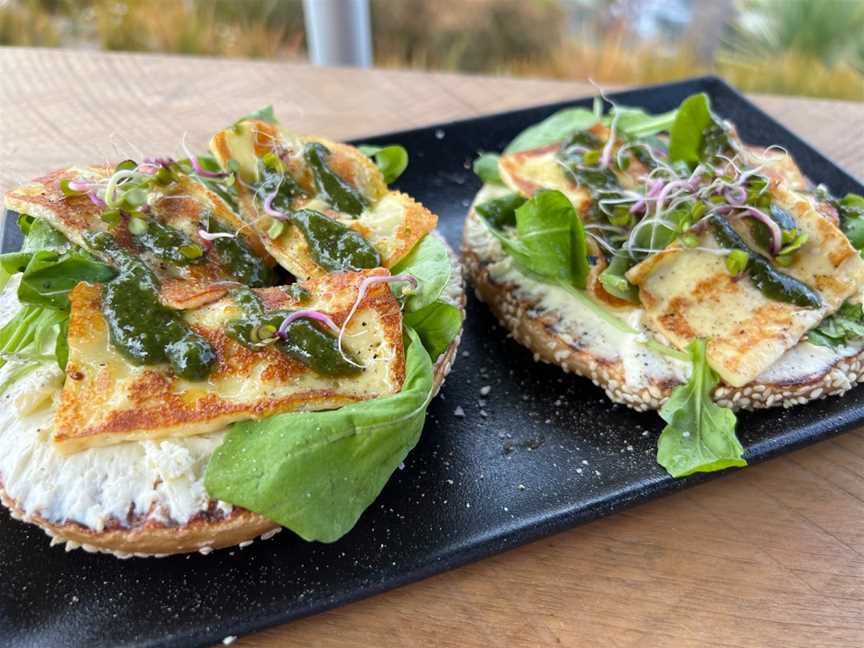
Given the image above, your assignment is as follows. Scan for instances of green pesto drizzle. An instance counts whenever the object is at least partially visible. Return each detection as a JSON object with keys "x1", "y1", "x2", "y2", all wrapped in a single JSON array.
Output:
[
  {"x1": 204, "y1": 215, "x2": 274, "y2": 287},
  {"x1": 224, "y1": 286, "x2": 361, "y2": 377},
  {"x1": 83, "y1": 231, "x2": 217, "y2": 380},
  {"x1": 289, "y1": 209, "x2": 380, "y2": 272},
  {"x1": 708, "y1": 215, "x2": 822, "y2": 309},
  {"x1": 304, "y1": 142, "x2": 369, "y2": 216},
  {"x1": 132, "y1": 218, "x2": 204, "y2": 267}
]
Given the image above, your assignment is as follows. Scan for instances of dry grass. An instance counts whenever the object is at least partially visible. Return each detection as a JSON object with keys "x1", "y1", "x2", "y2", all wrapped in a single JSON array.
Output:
[
  {"x1": 717, "y1": 53, "x2": 864, "y2": 101},
  {"x1": 0, "y1": 0, "x2": 861, "y2": 101}
]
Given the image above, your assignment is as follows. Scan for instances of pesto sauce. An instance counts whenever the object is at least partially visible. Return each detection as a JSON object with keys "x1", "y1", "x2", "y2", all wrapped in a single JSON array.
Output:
[
  {"x1": 708, "y1": 215, "x2": 822, "y2": 309},
  {"x1": 225, "y1": 287, "x2": 361, "y2": 377},
  {"x1": 304, "y1": 142, "x2": 368, "y2": 216},
  {"x1": 257, "y1": 168, "x2": 304, "y2": 212},
  {"x1": 290, "y1": 209, "x2": 381, "y2": 272},
  {"x1": 133, "y1": 219, "x2": 203, "y2": 267},
  {"x1": 204, "y1": 216, "x2": 274, "y2": 287},
  {"x1": 84, "y1": 231, "x2": 217, "y2": 380}
]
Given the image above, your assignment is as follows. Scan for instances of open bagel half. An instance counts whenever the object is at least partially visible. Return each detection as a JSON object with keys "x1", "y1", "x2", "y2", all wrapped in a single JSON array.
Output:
[{"x1": 0, "y1": 237, "x2": 463, "y2": 558}]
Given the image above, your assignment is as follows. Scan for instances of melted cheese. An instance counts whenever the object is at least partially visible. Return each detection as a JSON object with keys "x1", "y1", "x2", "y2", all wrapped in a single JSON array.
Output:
[
  {"x1": 53, "y1": 269, "x2": 405, "y2": 453},
  {"x1": 209, "y1": 120, "x2": 436, "y2": 279},
  {"x1": 4, "y1": 169, "x2": 272, "y2": 310},
  {"x1": 626, "y1": 185, "x2": 864, "y2": 387}
]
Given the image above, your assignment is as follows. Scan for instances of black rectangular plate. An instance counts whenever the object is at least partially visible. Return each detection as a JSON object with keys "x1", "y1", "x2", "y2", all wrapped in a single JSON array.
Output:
[{"x1": 2, "y1": 76, "x2": 863, "y2": 648}]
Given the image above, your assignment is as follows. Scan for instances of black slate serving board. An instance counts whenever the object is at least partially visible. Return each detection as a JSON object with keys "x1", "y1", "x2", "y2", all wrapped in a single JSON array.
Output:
[{"x1": 2, "y1": 76, "x2": 863, "y2": 648}]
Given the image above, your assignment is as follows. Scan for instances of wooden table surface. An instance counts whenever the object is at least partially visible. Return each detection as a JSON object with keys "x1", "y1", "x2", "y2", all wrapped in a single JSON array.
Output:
[{"x1": 2, "y1": 47, "x2": 864, "y2": 648}]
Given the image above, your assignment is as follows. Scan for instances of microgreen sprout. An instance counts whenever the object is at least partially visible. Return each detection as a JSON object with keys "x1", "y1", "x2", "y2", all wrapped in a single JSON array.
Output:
[
  {"x1": 277, "y1": 310, "x2": 340, "y2": 339},
  {"x1": 198, "y1": 230, "x2": 236, "y2": 242},
  {"x1": 336, "y1": 273, "x2": 419, "y2": 368}
]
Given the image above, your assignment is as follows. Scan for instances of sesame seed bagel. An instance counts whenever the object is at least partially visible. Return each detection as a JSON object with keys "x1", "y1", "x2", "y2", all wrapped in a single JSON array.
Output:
[
  {"x1": 0, "y1": 236, "x2": 464, "y2": 558},
  {"x1": 462, "y1": 195, "x2": 864, "y2": 413}
]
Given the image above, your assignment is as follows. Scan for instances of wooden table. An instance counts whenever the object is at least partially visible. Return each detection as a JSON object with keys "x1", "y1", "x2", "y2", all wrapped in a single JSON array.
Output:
[{"x1": 2, "y1": 47, "x2": 864, "y2": 648}]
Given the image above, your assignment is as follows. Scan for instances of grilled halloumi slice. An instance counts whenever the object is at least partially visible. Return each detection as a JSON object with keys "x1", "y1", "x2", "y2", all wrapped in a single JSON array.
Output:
[
  {"x1": 4, "y1": 167, "x2": 274, "y2": 309},
  {"x1": 53, "y1": 269, "x2": 405, "y2": 454},
  {"x1": 627, "y1": 185, "x2": 864, "y2": 387},
  {"x1": 209, "y1": 120, "x2": 437, "y2": 280},
  {"x1": 499, "y1": 144, "x2": 589, "y2": 210}
]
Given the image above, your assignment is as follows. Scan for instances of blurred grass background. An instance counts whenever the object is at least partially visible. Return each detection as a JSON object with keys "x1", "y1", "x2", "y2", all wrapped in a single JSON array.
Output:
[{"x1": 1, "y1": 0, "x2": 862, "y2": 100}]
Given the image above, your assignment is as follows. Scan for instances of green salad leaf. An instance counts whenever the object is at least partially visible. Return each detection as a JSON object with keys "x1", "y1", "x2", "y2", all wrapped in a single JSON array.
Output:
[
  {"x1": 668, "y1": 93, "x2": 714, "y2": 166},
  {"x1": 611, "y1": 107, "x2": 678, "y2": 139},
  {"x1": 489, "y1": 189, "x2": 590, "y2": 290},
  {"x1": 236, "y1": 105, "x2": 278, "y2": 124},
  {"x1": 667, "y1": 92, "x2": 734, "y2": 169},
  {"x1": 505, "y1": 107, "x2": 598, "y2": 153},
  {"x1": 472, "y1": 153, "x2": 502, "y2": 184},
  {"x1": 18, "y1": 215, "x2": 70, "y2": 253},
  {"x1": 807, "y1": 301, "x2": 864, "y2": 349},
  {"x1": 0, "y1": 217, "x2": 116, "y2": 382},
  {"x1": 205, "y1": 327, "x2": 433, "y2": 543},
  {"x1": 404, "y1": 301, "x2": 462, "y2": 360},
  {"x1": 657, "y1": 339, "x2": 746, "y2": 478},
  {"x1": 0, "y1": 303, "x2": 66, "y2": 391},
  {"x1": 14, "y1": 250, "x2": 116, "y2": 311},
  {"x1": 392, "y1": 234, "x2": 451, "y2": 313},
  {"x1": 358, "y1": 144, "x2": 409, "y2": 184}
]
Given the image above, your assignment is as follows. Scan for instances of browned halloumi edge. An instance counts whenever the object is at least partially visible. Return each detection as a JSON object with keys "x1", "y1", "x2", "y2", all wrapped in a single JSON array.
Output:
[
  {"x1": 4, "y1": 167, "x2": 274, "y2": 310},
  {"x1": 209, "y1": 120, "x2": 437, "y2": 280},
  {"x1": 53, "y1": 269, "x2": 406, "y2": 454}
]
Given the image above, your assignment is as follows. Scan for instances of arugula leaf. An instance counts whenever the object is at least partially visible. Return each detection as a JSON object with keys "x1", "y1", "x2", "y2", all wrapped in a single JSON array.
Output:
[
  {"x1": 494, "y1": 189, "x2": 590, "y2": 290},
  {"x1": 205, "y1": 327, "x2": 433, "y2": 543},
  {"x1": 475, "y1": 192, "x2": 525, "y2": 230},
  {"x1": 505, "y1": 108, "x2": 598, "y2": 153},
  {"x1": 235, "y1": 105, "x2": 278, "y2": 124},
  {"x1": 358, "y1": 144, "x2": 409, "y2": 184},
  {"x1": 668, "y1": 93, "x2": 729, "y2": 168},
  {"x1": 837, "y1": 193, "x2": 864, "y2": 250},
  {"x1": 404, "y1": 301, "x2": 462, "y2": 360},
  {"x1": 657, "y1": 339, "x2": 745, "y2": 478},
  {"x1": 392, "y1": 234, "x2": 452, "y2": 313},
  {"x1": 472, "y1": 153, "x2": 502, "y2": 184}
]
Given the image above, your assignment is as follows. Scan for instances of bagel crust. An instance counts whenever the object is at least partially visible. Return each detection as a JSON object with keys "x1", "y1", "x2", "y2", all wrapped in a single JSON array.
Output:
[
  {"x1": 462, "y1": 192, "x2": 864, "y2": 413},
  {"x1": 0, "y1": 237, "x2": 464, "y2": 558}
]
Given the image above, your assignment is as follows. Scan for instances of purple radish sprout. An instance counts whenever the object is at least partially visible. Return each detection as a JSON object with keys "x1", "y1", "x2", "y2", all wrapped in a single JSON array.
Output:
[
  {"x1": 599, "y1": 112, "x2": 619, "y2": 169},
  {"x1": 263, "y1": 191, "x2": 291, "y2": 219},
  {"x1": 723, "y1": 185, "x2": 748, "y2": 205},
  {"x1": 180, "y1": 138, "x2": 229, "y2": 179},
  {"x1": 198, "y1": 229, "x2": 236, "y2": 241},
  {"x1": 337, "y1": 273, "x2": 419, "y2": 367},
  {"x1": 277, "y1": 310, "x2": 340, "y2": 338},
  {"x1": 740, "y1": 206, "x2": 782, "y2": 254}
]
